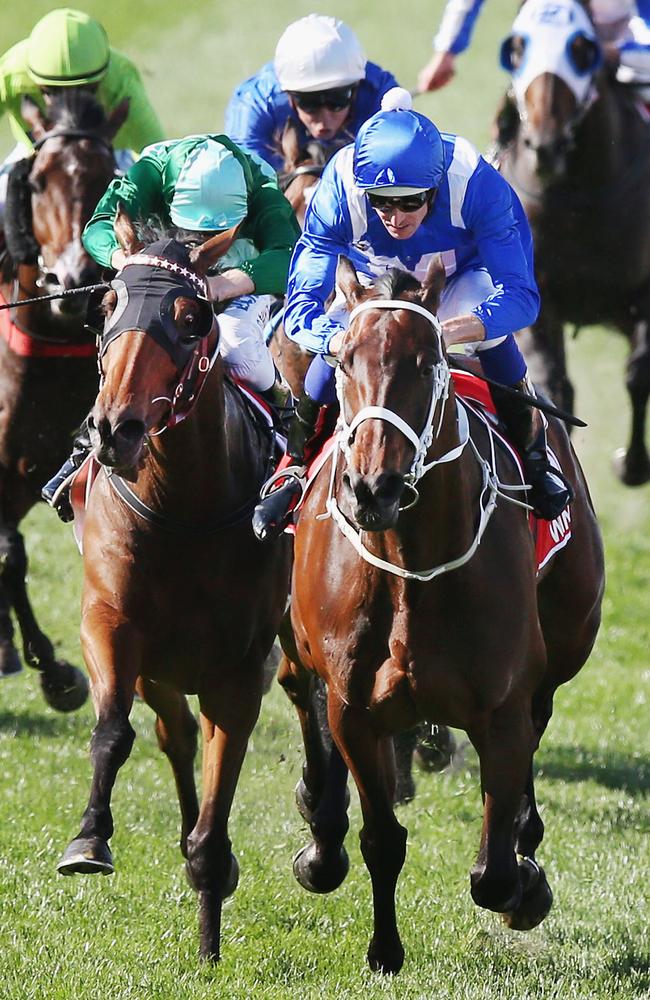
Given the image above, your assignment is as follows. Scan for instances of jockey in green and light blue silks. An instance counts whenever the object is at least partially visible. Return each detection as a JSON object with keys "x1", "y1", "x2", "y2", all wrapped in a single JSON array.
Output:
[{"x1": 83, "y1": 133, "x2": 300, "y2": 394}]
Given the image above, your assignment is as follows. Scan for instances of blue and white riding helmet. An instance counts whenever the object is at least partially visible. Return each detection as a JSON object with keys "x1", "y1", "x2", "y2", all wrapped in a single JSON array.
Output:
[{"x1": 353, "y1": 88, "x2": 445, "y2": 197}]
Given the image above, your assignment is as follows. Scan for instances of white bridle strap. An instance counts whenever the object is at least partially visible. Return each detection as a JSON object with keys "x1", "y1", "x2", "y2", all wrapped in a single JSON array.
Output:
[{"x1": 348, "y1": 298, "x2": 443, "y2": 337}]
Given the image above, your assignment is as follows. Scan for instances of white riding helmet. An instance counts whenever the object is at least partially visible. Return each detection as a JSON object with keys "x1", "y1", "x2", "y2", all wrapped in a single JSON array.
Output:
[{"x1": 274, "y1": 14, "x2": 366, "y2": 93}]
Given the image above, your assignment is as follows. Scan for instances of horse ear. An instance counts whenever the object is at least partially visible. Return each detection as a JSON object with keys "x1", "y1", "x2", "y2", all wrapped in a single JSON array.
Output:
[
  {"x1": 336, "y1": 255, "x2": 366, "y2": 308},
  {"x1": 114, "y1": 201, "x2": 144, "y2": 255},
  {"x1": 189, "y1": 226, "x2": 240, "y2": 276},
  {"x1": 281, "y1": 118, "x2": 302, "y2": 167},
  {"x1": 419, "y1": 255, "x2": 446, "y2": 314},
  {"x1": 20, "y1": 96, "x2": 49, "y2": 142},
  {"x1": 105, "y1": 98, "x2": 130, "y2": 142}
]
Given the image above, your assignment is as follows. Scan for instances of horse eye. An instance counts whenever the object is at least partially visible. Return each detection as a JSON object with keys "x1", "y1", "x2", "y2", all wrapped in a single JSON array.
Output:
[
  {"x1": 570, "y1": 36, "x2": 599, "y2": 74},
  {"x1": 501, "y1": 35, "x2": 526, "y2": 73}
]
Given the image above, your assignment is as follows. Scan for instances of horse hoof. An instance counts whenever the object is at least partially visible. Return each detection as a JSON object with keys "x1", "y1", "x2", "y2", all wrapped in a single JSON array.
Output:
[
  {"x1": 0, "y1": 640, "x2": 22, "y2": 678},
  {"x1": 293, "y1": 841, "x2": 349, "y2": 893},
  {"x1": 367, "y1": 936, "x2": 405, "y2": 975},
  {"x1": 40, "y1": 661, "x2": 89, "y2": 712},
  {"x1": 295, "y1": 779, "x2": 351, "y2": 822},
  {"x1": 393, "y1": 774, "x2": 416, "y2": 806},
  {"x1": 502, "y1": 859, "x2": 553, "y2": 931},
  {"x1": 413, "y1": 725, "x2": 456, "y2": 772},
  {"x1": 223, "y1": 852, "x2": 239, "y2": 898},
  {"x1": 470, "y1": 866, "x2": 521, "y2": 914},
  {"x1": 57, "y1": 836, "x2": 114, "y2": 875},
  {"x1": 612, "y1": 448, "x2": 650, "y2": 486}
]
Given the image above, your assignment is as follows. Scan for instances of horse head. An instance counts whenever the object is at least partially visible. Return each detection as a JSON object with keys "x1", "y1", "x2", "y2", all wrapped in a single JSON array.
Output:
[
  {"x1": 334, "y1": 255, "x2": 447, "y2": 531},
  {"x1": 279, "y1": 119, "x2": 345, "y2": 226},
  {"x1": 15, "y1": 91, "x2": 127, "y2": 313},
  {"x1": 500, "y1": 0, "x2": 601, "y2": 179},
  {"x1": 91, "y1": 206, "x2": 234, "y2": 474}
]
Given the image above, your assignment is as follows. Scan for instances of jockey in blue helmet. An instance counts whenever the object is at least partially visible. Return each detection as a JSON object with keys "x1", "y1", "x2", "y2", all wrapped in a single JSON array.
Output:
[{"x1": 252, "y1": 88, "x2": 573, "y2": 541}]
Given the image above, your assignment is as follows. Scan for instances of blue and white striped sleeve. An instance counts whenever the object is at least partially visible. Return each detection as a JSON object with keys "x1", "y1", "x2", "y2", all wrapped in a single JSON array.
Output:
[{"x1": 433, "y1": 0, "x2": 486, "y2": 55}]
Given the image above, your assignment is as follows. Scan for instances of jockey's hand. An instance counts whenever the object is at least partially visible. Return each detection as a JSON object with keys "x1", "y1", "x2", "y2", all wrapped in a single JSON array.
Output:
[
  {"x1": 441, "y1": 313, "x2": 486, "y2": 348},
  {"x1": 207, "y1": 269, "x2": 255, "y2": 303},
  {"x1": 328, "y1": 330, "x2": 345, "y2": 355},
  {"x1": 417, "y1": 51, "x2": 456, "y2": 93},
  {"x1": 111, "y1": 248, "x2": 128, "y2": 271}
]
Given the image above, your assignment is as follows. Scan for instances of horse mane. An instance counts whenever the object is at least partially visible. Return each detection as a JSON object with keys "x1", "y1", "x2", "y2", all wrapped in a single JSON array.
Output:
[
  {"x1": 3, "y1": 158, "x2": 39, "y2": 268},
  {"x1": 45, "y1": 89, "x2": 107, "y2": 132},
  {"x1": 135, "y1": 218, "x2": 204, "y2": 249},
  {"x1": 372, "y1": 268, "x2": 422, "y2": 300}
]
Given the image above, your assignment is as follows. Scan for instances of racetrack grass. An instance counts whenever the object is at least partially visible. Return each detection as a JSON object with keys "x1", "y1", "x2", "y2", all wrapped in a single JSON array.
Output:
[{"x1": 0, "y1": 0, "x2": 649, "y2": 996}]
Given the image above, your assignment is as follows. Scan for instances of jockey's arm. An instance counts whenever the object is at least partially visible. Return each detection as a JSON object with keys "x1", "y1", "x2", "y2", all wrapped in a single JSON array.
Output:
[
  {"x1": 224, "y1": 76, "x2": 283, "y2": 174},
  {"x1": 99, "y1": 50, "x2": 164, "y2": 153},
  {"x1": 82, "y1": 151, "x2": 168, "y2": 268},
  {"x1": 418, "y1": 0, "x2": 486, "y2": 92}
]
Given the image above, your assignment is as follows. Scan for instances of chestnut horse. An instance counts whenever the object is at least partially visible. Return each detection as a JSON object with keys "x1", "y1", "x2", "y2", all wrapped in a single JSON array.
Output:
[
  {"x1": 278, "y1": 258, "x2": 604, "y2": 973},
  {"x1": 0, "y1": 90, "x2": 126, "y2": 708},
  {"x1": 57, "y1": 213, "x2": 291, "y2": 962},
  {"x1": 497, "y1": 0, "x2": 650, "y2": 484}
]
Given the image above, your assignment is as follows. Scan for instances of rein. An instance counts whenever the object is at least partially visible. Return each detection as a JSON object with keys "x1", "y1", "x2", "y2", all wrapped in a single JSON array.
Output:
[
  {"x1": 323, "y1": 299, "x2": 530, "y2": 581},
  {"x1": 280, "y1": 163, "x2": 325, "y2": 191},
  {"x1": 32, "y1": 128, "x2": 115, "y2": 158}
]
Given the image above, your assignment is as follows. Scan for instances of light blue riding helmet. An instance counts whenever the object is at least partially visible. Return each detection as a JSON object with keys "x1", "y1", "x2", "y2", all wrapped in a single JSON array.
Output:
[
  {"x1": 353, "y1": 89, "x2": 445, "y2": 195},
  {"x1": 170, "y1": 139, "x2": 249, "y2": 231}
]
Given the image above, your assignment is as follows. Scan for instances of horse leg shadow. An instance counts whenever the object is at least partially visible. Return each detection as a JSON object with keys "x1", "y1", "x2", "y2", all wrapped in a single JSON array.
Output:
[
  {"x1": 614, "y1": 306, "x2": 650, "y2": 485},
  {"x1": 137, "y1": 676, "x2": 199, "y2": 858},
  {"x1": 0, "y1": 523, "x2": 88, "y2": 710},
  {"x1": 277, "y1": 630, "x2": 350, "y2": 894}
]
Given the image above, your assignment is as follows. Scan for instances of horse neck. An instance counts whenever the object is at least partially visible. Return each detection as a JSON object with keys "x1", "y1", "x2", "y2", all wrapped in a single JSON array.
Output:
[
  {"x1": 138, "y1": 364, "x2": 267, "y2": 521},
  {"x1": 568, "y1": 84, "x2": 630, "y2": 183}
]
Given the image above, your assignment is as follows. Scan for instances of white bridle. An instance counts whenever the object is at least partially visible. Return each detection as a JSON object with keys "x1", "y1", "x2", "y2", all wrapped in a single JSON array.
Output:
[{"x1": 323, "y1": 298, "x2": 529, "y2": 581}]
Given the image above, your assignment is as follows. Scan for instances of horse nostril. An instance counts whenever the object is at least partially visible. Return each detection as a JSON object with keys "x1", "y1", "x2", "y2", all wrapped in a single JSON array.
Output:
[
  {"x1": 374, "y1": 472, "x2": 404, "y2": 506},
  {"x1": 114, "y1": 419, "x2": 146, "y2": 445}
]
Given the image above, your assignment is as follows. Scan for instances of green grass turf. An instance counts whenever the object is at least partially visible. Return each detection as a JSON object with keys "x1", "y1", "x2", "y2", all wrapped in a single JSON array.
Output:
[{"x1": 0, "y1": 1, "x2": 648, "y2": 996}]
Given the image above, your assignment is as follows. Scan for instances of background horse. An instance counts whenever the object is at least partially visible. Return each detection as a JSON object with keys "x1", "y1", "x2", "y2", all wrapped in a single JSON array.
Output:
[
  {"x1": 57, "y1": 213, "x2": 292, "y2": 962},
  {"x1": 497, "y1": 0, "x2": 650, "y2": 485},
  {"x1": 0, "y1": 90, "x2": 126, "y2": 708},
  {"x1": 278, "y1": 258, "x2": 604, "y2": 973}
]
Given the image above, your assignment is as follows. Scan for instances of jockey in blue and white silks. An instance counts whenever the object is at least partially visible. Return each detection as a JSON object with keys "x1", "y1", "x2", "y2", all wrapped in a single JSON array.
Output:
[
  {"x1": 418, "y1": 0, "x2": 650, "y2": 97},
  {"x1": 252, "y1": 89, "x2": 573, "y2": 541},
  {"x1": 224, "y1": 15, "x2": 399, "y2": 173}
]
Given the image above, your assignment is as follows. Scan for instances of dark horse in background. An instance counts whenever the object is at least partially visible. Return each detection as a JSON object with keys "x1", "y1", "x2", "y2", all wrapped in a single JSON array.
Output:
[
  {"x1": 278, "y1": 258, "x2": 604, "y2": 973},
  {"x1": 57, "y1": 211, "x2": 291, "y2": 962},
  {"x1": 0, "y1": 90, "x2": 126, "y2": 709},
  {"x1": 497, "y1": 0, "x2": 650, "y2": 484}
]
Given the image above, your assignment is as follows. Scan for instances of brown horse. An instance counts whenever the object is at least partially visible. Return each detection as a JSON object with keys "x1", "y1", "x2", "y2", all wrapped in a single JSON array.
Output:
[
  {"x1": 56, "y1": 212, "x2": 292, "y2": 962},
  {"x1": 0, "y1": 90, "x2": 127, "y2": 708},
  {"x1": 278, "y1": 258, "x2": 604, "y2": 973},
  {"x1": 497, "y1": 0, "x2": 650, "y2": 484}
]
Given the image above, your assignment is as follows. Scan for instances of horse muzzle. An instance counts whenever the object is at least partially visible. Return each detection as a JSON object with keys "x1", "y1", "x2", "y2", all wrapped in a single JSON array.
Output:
[
  {"x1": 344, "y1": 469, "x2": 405, "y2": 532},
  {"x1": 92, "y1": 413, "x2": 147, "y2": 474}
]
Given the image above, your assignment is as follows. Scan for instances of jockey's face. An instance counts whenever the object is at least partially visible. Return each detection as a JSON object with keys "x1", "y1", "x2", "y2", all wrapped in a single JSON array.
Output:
[
  {"x1": 294, "y1": 104, "x2": 351, "y2": 140},
  {"x1": 372, "y1": 201, "x2": 430, "y2": 240}
]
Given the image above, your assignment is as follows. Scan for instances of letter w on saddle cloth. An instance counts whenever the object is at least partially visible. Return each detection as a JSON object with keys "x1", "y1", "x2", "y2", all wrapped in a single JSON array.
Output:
[{"x1": 278, "y1": 370, "x2": 573, "y2": 575}]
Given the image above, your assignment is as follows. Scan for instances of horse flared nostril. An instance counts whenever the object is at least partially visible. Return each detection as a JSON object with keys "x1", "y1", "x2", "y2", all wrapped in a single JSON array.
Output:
[
  {"x1": 114, "y1": 419, "x2": 146, "y2": 446},
  {"x1": 373, "y1": 472, "x2": 405, "y2": 507}
]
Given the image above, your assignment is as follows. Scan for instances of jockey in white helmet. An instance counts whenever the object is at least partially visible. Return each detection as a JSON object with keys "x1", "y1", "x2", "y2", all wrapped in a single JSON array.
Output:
[
  {"x1": 252, "y1": 89, "x2": 574, "y2": 542},
  {"x1": 224, "y1": 14, "x2": 400, "y2": 172}
]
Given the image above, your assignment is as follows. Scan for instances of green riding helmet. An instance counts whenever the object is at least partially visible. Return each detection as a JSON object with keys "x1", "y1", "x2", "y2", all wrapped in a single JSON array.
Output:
[{"x1": 27, "y1": 8, "x2": 110, "y2": 88}]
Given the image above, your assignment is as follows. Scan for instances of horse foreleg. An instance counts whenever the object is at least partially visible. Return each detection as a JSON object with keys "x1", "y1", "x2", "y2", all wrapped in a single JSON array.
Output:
[
  {"x1": 615, "y1": 311, "x2": 650, "y2": 485},
  {"x1": 0, "y1": 525, "x2": 87, "y2": 709},
  {"x1": 330, "y1": 696, "x2": 407, "y2": 975},
  {"x1": 137, "y1": 677, "x2": 199, "y2": 857},
  {"x1": 186, "y1": 663, "x2": 263, "y2": 962},
  {"x1": 57, "y1": 618, "x2": 140, "y2": 876},
  {"x1": 468, "y1": 697, "x2": 536, "y2": 917},
  {"x1": 0, "y1": 573, "x2": 21, "y2": 677},
  {"x1": 278, "y1": 653, "x2": 351, "y2": 894}
]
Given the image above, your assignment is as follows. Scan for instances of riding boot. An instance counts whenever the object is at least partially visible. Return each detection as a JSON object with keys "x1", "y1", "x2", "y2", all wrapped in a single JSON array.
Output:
[
  {"x1": 41, "y1": 416, "x2": 93, "y2": 523},
  {"x1": 491, "y1": 378, "x2": 574, "y2": 521},
  {"x1": 252, "y1": 391, "x2": 321, "y2": 542},
  {"x1": 258, "y1": 375, "x2": 295, "y2": 435}
]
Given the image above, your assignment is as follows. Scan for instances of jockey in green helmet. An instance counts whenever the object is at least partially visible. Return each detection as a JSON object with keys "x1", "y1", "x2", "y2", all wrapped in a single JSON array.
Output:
[{"x1": 0, "y1": 7, "x2": 163, "y2": 201}]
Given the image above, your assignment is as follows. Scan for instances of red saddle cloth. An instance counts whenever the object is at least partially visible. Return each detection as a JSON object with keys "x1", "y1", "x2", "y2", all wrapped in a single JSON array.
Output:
[
  {"x1": 280, "y1": 370, "x2": 572, "y2": 573},
  {"x1": 0, "y1": 288, "x2": 97, "y2": 357}
]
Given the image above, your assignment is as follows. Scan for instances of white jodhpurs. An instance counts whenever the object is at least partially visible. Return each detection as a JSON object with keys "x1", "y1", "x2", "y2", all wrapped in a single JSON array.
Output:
[{"x1": 218, "y1": 293, "x2": 277, "y2": 391}]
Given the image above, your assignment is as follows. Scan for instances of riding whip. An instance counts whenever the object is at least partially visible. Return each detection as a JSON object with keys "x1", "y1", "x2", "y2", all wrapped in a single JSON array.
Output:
[{"x1": 0, "y1": 282, "x2": 109, "y2": 311}]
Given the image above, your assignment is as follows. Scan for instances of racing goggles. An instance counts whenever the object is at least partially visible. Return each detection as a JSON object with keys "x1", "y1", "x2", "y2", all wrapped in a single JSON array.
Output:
[
  {"x1": 289, "y1": 86, "x2": 355, "y2": 112},
  {"x1": 368, "y1": 189, "x2": 433, "y2": 213}
]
